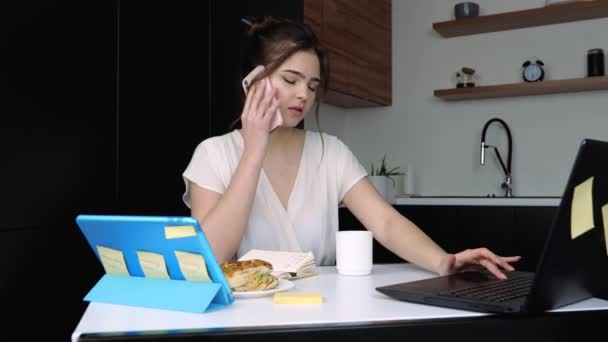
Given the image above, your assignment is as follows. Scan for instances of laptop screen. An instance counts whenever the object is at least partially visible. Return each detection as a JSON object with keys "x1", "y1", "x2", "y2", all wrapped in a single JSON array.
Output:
[{"x1": 526, "y1": 138, "x2": 608, "y2": 311}]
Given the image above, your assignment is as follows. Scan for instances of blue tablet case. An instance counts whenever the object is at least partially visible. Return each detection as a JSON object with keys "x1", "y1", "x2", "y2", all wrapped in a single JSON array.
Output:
[{"x1": 76, "y1": 215, "x2": 234, "y2": 313}]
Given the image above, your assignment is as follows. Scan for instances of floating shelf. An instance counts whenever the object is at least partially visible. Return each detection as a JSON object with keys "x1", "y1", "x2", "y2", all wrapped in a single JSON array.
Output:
[
  {"x1": 433, "y1": 1, "x2": 608, "y2": 38},
  {"x1": 434, "y1": 76, "x2": 608, "y2": 101}
]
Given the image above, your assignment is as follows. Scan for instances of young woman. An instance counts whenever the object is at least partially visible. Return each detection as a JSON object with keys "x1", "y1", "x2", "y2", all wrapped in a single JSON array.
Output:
[{"x1": 182, "y1": 17, "x2": 520, "y2": 279}]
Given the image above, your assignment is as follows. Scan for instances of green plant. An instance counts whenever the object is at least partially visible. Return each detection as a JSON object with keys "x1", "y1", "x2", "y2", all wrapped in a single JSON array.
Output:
[{"x1": 370, "y1": 154, "x2": 404, "y2": 187}]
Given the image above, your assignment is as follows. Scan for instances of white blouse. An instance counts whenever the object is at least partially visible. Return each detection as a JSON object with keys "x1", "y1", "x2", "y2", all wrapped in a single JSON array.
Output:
[{"x1": 182, "y1": 129, "x2": 367, "y2": 266}]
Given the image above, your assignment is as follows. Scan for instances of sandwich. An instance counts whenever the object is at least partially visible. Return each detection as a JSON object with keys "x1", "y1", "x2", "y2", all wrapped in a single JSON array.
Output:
[{"x1": 220, "y1": 259, "x2": 279, "y2": 292}]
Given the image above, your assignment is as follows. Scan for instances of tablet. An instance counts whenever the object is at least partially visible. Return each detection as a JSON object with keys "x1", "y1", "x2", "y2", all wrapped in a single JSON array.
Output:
[{"x1": 76, "y1": 214, "x2": 234, "y2": 312}]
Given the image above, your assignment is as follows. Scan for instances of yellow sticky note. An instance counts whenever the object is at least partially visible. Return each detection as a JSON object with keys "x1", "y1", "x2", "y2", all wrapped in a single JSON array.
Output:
[
  {"x1": 174, "y1": 251, "x2": 211, "y2": 282},
  {"x1": 602, "y1": 204, "x2": 608, "y2": 256},
  {"x1": 273, "y1": 292, "x2": 323, "y2": 304},
  {"x1": 165, "y1": 225, "x2": 196, "y2": 239},
  {"x1": 97, "y1": 246, "x2": 130, "y2": 275},
  {"x1": 571, "y1": 177, "x2": 595, "y2": 239},
  {"x1": 136, "y1": 251, "x2": 170, "y2": 279}
]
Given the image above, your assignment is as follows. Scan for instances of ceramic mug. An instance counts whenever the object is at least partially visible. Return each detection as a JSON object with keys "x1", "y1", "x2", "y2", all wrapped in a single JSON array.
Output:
[{"x1": 336, "y1": 230, "x2": 373, "y2": 276}]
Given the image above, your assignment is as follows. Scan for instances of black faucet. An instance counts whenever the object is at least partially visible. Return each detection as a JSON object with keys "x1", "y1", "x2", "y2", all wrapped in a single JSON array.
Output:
[{"x1": 480, "y1": 118, "x2": 513, "y2": 197}]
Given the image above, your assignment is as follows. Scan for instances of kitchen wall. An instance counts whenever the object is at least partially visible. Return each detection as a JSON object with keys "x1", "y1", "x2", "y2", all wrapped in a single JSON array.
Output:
[{"x1": 305, "y1": 0, "x2": 608, "y2": 197}]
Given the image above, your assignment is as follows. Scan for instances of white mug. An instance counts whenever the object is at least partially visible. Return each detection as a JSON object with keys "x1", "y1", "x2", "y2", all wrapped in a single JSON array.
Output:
[{"x1": 336, "y1": 230, "x2": 373, "y2": 276}]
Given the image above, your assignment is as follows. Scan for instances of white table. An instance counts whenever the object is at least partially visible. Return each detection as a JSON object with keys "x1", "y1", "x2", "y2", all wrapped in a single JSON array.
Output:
[{"x1": 71, "y1": 264, "x2": 608, "y2": 342}]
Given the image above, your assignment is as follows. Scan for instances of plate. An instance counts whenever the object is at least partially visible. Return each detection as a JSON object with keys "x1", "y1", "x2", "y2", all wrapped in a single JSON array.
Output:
[{"x1": 232, "y1": 279, "x2": 294, "y2": 299}]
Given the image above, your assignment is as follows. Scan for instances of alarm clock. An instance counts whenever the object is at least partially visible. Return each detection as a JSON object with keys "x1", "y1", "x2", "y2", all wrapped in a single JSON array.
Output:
[{"x1": 522, "y1": 58, "x2": 545, "y2": 82}]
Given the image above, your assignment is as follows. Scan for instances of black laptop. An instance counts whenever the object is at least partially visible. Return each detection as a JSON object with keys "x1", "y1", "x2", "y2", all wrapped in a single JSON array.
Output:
[{"x1": 377, "y1": 138, "x2": 608, "y2": 314}]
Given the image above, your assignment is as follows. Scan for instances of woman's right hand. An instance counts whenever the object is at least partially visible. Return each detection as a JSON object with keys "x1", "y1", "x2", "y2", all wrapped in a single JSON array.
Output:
[{"x1": 240, "y1": 78, "x2": 279, "y2": 158}]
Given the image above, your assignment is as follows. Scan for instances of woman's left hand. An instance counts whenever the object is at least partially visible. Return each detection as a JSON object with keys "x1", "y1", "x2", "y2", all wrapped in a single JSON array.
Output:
[{"x1": 437, "y1": 248, "x2": 521, "y2": 280}]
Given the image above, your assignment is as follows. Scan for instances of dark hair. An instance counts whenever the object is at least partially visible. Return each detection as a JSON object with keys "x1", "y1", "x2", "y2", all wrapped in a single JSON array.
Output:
[{"x1": 233, "y1": 16, "x2": 329, "y2": 133}]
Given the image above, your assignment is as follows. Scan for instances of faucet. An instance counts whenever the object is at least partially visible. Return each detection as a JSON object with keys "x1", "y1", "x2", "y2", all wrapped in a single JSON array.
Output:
[{"x1": 480, "y1": 118, "x2": 513, "y2": 197}]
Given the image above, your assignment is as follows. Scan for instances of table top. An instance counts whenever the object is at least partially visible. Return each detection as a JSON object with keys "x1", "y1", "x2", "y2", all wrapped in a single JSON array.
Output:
[{"x1": 71, "y1": 264, "x2": 608, "y2": 342}]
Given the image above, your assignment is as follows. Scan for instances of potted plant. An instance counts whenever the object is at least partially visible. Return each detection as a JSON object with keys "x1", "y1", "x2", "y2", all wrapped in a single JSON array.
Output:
[{"x1": 369, "y1": 154, "x2": 404, "y2": 203}]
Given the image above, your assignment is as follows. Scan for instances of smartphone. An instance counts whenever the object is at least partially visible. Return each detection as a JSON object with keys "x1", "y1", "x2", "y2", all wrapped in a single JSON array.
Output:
[{"x1": 242, "y1": 65, "x2": 283, "y2": 131}]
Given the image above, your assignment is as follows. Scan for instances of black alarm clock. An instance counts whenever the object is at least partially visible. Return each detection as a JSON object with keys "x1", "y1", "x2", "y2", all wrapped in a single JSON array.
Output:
[{"x1": 522, "y1": 58, "x2": 545, "y2": 82}]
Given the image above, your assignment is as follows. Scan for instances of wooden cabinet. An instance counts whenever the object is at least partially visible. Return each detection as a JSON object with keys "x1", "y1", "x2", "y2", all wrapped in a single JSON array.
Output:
[{"x1": 304, "y1": 0, "x2": 392, "y2": 107}]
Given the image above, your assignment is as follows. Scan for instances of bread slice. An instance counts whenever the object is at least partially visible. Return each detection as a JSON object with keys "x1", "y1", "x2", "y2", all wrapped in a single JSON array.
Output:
[{"x1": 221, "y1": 259, "x2": 279, "y2": 292}]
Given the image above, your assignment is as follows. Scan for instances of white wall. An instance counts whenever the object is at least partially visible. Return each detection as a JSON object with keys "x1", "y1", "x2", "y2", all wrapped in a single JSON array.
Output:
[{"x1": 306, "y1": 0, "x2": 608, "y2": 197}]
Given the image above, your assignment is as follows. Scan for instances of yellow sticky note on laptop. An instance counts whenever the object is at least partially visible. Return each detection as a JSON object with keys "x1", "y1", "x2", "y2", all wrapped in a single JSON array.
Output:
[
  {"x1": 97, "y1": 246, "x2": 130, "y2": 275},
  {"x1": 164, "y1": 225, "x2": 196, "y2": 239},
  {"x1": 571, "y1": 177, "x2": 595, "y2": 239},
  {"x1": 174, "y1": 251, "x2": 211, "y2": 282},
  {"x1": 136, "y1": 251, "x2": 170, "y2": 279},
  {"x1": 603, "y1": 204, "x2": 608, "y2": 256}
]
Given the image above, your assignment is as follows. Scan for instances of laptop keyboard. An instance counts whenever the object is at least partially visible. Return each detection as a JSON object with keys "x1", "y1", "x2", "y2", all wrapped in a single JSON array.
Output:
[{"x1": 439, "y1": 274, "x2": 534, "y2": 303}]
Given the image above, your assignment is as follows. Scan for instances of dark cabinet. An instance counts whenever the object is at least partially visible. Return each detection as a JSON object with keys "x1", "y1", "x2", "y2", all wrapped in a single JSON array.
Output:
[
  {"x1": 513, "y1": 206, "x2": 557, "y2": 271},
  {"x1": 339, "y1": 205, "x2": 556, "y2": 268},
  {"x1": 304, "y1": 0, "x2": 392, "y2": 107},
  {"x1": 339, "y1": 205, "x2": 461, "y2": 263},
  {"x1": 455, "y1": 206, "x2": 517, "y2": 257},
  {"x1": 395, "y1": 206, "x2": 462, "y2": 254}
]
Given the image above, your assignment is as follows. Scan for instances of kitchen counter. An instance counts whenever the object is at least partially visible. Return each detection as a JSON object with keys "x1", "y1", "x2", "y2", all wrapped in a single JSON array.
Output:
[{"x1": 393, "y1": 196, "x2": 561, "y2": 207}]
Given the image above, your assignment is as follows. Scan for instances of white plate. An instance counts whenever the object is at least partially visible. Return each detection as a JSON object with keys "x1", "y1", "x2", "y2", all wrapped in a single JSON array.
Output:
[{"x1": 232, "y1": 279, "x2": 294, "y2": 299}]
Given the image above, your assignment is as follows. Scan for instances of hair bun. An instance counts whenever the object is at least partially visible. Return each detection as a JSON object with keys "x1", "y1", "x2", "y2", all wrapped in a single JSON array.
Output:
[{"x1": 243, "y1": 16, "x2": 282, "y2": 37}]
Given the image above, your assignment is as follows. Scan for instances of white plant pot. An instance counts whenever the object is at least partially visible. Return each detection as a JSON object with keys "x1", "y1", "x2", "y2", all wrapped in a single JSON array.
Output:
[
  {"x1": 369, "y1": 176, "x2": 394, "y2": 203},
  {"x1": 403, "y1": 164, "x2": 415, "y2": 195}
]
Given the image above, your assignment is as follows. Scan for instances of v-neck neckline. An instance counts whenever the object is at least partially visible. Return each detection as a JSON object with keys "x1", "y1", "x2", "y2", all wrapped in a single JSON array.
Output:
[
  {"x1": 235, "y1": 130, "x2": 308, "y2": 214},
  {"x1": 262, "y1": 131, "x2": 308, "y2": 214}
]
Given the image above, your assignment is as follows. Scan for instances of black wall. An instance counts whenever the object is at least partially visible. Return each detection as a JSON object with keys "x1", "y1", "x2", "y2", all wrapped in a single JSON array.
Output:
[
  {"x1": 3, "y1": 1, "x2": 118, "y2": 339},
  {"x1": 207, "y1": 0, "x2": 304, "y2": 139},
  {"x1": 116, "y1": 0, "x2": 303, "y2": 216},
  {"x1": 3, "y1": 0, "x2": 303, "y2": 339},
  {"x1": 116, "y1": 1, "x2": 211, "y2": 215}
]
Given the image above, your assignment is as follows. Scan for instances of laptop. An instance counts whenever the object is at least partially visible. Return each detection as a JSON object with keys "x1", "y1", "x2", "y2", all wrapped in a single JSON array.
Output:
[{"x1": 376, "y1": 138, "x2": 608, "y2": 314}]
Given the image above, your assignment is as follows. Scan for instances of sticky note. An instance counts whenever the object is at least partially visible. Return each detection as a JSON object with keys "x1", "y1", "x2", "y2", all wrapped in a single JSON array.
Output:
[
  {"x1": 136, "y1": 251, "x2": 170, "y2": 279},
  {"x1": 571, "y1": 177, "x2": 595, "y2": 239},
  {"x1": 165, "y1": 225, "x2": 196, "y2": 239},
  {"x1": 97, "y1": 246, "x2": 129, "y2": 275},
  {"x1": 273, "y1": 291, "x2": 323, "y2": 304},
  {"x1": 603, "y1": 204, "x2": 608, "y2": 256},
  {"x1": 174, "y1": 251, "x2": 211, "y2": 282}
]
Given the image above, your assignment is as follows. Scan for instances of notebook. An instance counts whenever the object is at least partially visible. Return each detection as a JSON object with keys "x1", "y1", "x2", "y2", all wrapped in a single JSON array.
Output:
[
  {"x1": 376, "y1": 138, "x2": 608, "y2": 314},
  {"x1": 239, "y1": 249, "x2": 318, "y2": 280}
]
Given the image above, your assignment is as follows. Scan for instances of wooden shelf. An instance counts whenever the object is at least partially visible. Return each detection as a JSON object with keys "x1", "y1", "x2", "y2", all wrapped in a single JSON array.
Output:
[
  {"x1": 434, "y1": 76, "x2": 608, "y2": 101},
  {"x1": 433, "y1": 1, "x2": 608, "y2": 38}
]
